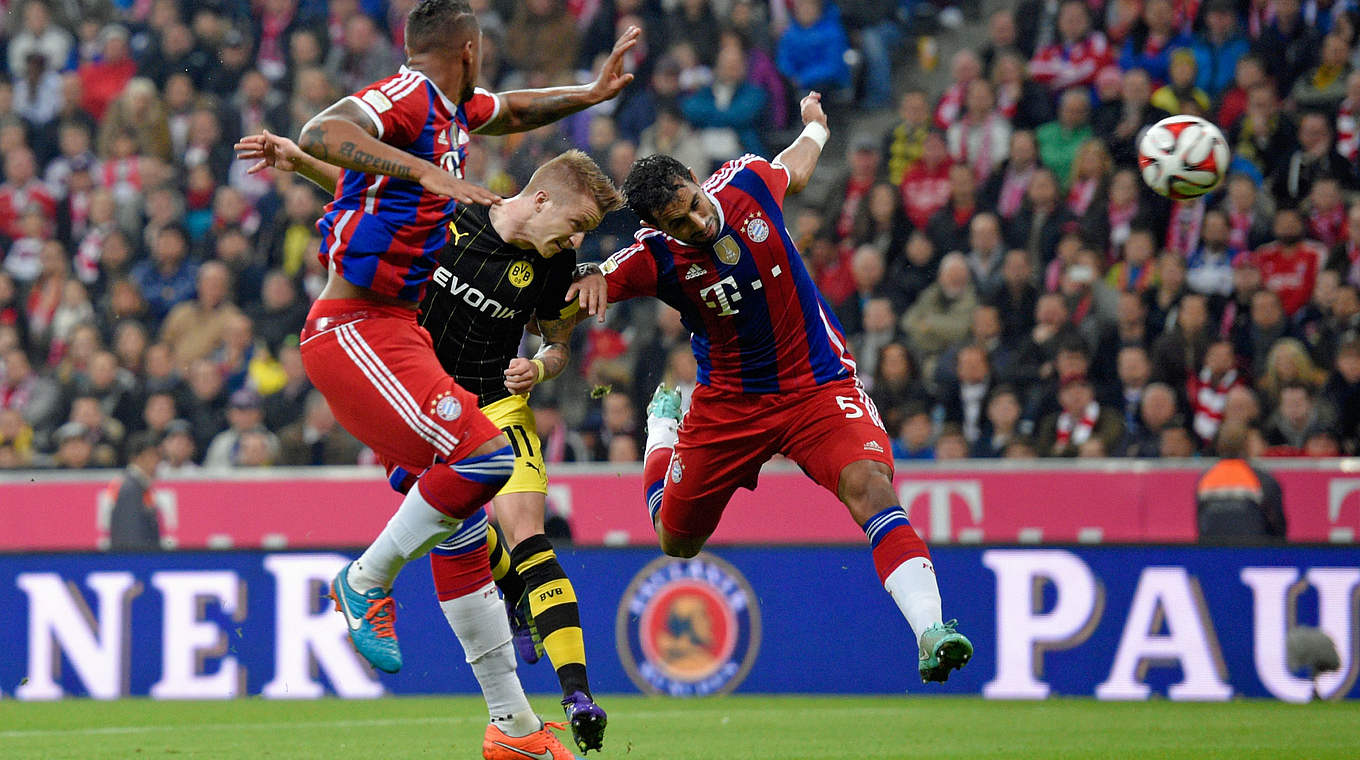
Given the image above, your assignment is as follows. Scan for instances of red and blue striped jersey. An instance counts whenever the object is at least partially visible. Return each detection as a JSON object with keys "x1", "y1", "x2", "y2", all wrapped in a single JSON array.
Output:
[
  {"x1": 604, "y1": 155, "x2": 857, "y2": 393},
  {"x1": 316, "y1": 67, "x2": 501, "y2": 303}
]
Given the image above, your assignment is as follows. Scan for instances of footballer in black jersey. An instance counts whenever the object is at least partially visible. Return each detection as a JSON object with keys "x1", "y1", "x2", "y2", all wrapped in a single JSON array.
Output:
[{"x1": 419, "y1": 202, "x2": 580, "y2": 407}]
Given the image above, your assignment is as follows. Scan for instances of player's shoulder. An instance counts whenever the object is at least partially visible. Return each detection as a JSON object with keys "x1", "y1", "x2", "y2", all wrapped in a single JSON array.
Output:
[
  {"x1": 702, "y1": 154, "x2": 775, "y2": 191},
  {"x1": 703, "y1": 154, "x2": 790, "y2": 203},
  {"x1": 359, "y1": 67, "x2": 431, "y2": 106},
  {"x1": 604, "y1": 228, "x2": 667, "y2": 272}
]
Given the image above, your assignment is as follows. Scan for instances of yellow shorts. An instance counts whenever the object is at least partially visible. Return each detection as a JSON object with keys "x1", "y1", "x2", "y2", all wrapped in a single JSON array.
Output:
[{"x1": 481, "y1": 394, "x2": 547, "y2": 496}]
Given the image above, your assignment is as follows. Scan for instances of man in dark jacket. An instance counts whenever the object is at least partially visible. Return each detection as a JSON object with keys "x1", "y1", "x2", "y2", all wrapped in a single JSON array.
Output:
[
  {"x1": 108, "y1": 431, "x2": 162, "y2": 551},
  {"x1": 1197, "y1": 423, "x2": 1286, "y2": 541}
]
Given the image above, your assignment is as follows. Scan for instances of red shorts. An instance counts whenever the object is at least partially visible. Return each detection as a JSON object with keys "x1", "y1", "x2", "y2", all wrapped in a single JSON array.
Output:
[
  {"x1": 299, "y1": 299, "x2": 501, "y2": 473},
  {"x1": 659, "y1": 377, "x2": 893, "y2": 539}
]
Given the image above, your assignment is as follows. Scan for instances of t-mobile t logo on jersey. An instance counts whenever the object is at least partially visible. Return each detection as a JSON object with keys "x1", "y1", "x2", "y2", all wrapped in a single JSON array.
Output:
[{"x1": 699, "y1": 276, "x2": 742, "y2": 316}]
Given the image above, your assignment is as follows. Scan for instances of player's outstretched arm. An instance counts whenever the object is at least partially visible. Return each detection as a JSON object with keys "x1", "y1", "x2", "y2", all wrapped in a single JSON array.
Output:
[
  {"x1": 477, "y1": 26, "x2": 640, "y2": 136},
  {"x1": 298, "y1": 99, "x2": 500, "y2": 205},
  {"x1": 774, "y1": 92, "x2": 830, "y2": 195},
  {"x1": 235, "y1": 130, "x2": 342, "y2": 195}
]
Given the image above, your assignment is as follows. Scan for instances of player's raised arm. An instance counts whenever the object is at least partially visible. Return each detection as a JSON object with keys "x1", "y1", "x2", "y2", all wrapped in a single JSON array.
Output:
[
  {"x1": 774, "y1": 91, "x2": 830, "y2": 195},
  {"x1": 476, "y1": 26, "x2": 640, "y2": 136},
  {"x1": 298, "y1": 99, "x2": 500, "y2": 206},
  {"x1": 235, "y1": 130, "x2": 342, "y2": 195}
]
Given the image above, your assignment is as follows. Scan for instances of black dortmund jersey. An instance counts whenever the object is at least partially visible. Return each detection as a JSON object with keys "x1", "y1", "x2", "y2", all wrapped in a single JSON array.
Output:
[{"x1": 418, "y1": 203, "x2": 577, "y2": 407}]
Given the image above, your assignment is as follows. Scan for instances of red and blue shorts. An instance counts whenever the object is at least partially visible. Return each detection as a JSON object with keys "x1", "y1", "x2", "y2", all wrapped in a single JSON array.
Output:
[
  {"x1": 299, "y1": 298, "x2": 501, "y2": 473},
  {"x1": 659, "y1": 377, "x2": 893, "y2": 540}
]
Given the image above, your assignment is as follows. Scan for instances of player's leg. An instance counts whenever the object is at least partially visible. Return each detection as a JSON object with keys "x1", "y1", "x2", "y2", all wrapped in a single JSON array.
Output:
[
  {"x1": 643, "y1": 383, "x2": 771, "y2": 557},
  {"x1": 484, "y1": 395, "x2": 606, "y2": 753},
  {"x1": 782, "y1": 380, "x2": 973, "y2": 683},
  {"x1": 484, "y1": 522, "x2": 533, "y2": 660},
  {"x1": 300, "y1": 309, "x2": 513, "y2": 672},
  {"x1": 642, "y1": 384, "x2": 687, "y2": 550},
  {"x1": 427, "y1": 512, "x2": 541, "y2": 739},
  {"x1": 376, "y1": 463, "x2": 574, "y2": 758}
]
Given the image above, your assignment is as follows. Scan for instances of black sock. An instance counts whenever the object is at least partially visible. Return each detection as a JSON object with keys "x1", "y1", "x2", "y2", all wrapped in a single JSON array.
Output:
[{"x1": 510, "y1": 534, "x2": 591, "y2": 698}]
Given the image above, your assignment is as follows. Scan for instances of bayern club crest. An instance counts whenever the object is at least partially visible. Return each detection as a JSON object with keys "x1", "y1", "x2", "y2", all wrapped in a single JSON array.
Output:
[
  {"x1": 616, "y1": 553, "x2": 762, "y2": 697},
  {"x1": 432, "y1": 393, "x2": 462, "y2": 421},
  {"x1": 743, "y1": 215, "x2": 770, "y2": 243}
]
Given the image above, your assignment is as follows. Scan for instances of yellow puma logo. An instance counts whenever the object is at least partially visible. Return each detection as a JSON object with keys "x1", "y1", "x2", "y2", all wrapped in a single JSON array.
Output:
[{"x1": 448, "y1": 223, "x2": 470, "y2": 247}]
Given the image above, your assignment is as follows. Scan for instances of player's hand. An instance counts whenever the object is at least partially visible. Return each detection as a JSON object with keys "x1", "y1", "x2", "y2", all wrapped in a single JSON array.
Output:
[
  {"x1": 589, "y1": 25, "x2": 640, "y2": 103},
  {"x1": 800, "y1": 91, "x2": 828, "y2": 129},
  {"x1": 234, "y1": 130, "x2": 304, "y2": 175},
  {"x1": 419, "y1": 169, "x2": 502, "y2": 206},
  {"x1": 567, "y1": 273, "x2": 608, "y2": 323},
  {"x1": 504, "y1": 357, "x2": 539, "y2": 394}
]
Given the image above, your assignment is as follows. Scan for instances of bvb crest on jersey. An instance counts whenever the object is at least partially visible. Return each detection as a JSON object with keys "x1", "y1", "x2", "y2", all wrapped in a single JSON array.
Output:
[
  {"x1": 508, "y1": 260, "x2": 534, "y2": 288},
  {"x1": 714, "y1": 235, "x2": 742, "y2": 265}
]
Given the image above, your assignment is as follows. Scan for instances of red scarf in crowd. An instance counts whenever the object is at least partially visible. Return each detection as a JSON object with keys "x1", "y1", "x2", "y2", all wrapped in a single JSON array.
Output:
[
  {"x1": 998, "y1": 165, "x2": 1034, "y2": 219},
  {"x1": 1066, "y1": 177, "x2": 1099, "y2": 216},
  {"x1": 1227, "y1": 207, "x2": 1254, "y2": 252},
  {"x1": 1188, "y1": 367, "x2": 1242, "y2": 442},
  {"x1": 1309, "y1": 204, "x2": 1347, "y2": 249},
  {"x1": 1166, "y1": 199, "x2": 1205, "y2": 257},
  {"x1": 1338, "y1": 98, "x2": 1360, "y2": 160},
  {"x1": 1056, "y1": 401, "x2": 1100, "y2": 449}
]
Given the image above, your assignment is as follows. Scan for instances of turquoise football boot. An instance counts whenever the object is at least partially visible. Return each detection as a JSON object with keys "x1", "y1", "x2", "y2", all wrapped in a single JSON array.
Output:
[
  {"x1": 330, "y1": 561, "x2": 402, "y2": 673},
  {"x1": 918, "y1": 619, "x2": 973, "y2": 683}
]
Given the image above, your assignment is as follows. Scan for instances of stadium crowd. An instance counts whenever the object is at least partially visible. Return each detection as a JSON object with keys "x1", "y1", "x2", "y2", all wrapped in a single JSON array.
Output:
[{"x1": 0, "y1": 0, "x2": 1357, "y2": 472}]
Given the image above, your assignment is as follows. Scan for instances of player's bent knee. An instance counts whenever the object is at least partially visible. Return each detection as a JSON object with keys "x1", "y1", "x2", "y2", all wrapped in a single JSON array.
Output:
[
  {"x1": 837, "y1": 460, "x2": 896, "y2": 521},
  {"x1": 471, "y1": 433, "x2": 512, "y2": 457},
  {"x1": 421, "y1": 445, "x2": 516, "y2": 519},
  {"x1": 658, "y1": 530, "x2": 706, "y2": 558}
]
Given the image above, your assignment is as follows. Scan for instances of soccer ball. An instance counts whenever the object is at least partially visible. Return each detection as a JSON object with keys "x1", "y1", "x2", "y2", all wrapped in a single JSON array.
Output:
[{"x1": 1137, "y1": 115, "x2": 1230, "y2": 200}]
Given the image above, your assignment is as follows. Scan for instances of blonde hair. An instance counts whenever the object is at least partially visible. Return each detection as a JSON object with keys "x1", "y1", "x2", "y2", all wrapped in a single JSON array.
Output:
[
  {"x1": 1260, "y1": 338, "x2": 1328, "y2": 399},
  {"x1": 1071, "y1": 138, "x2": 1112, "y2": 184},
  {"x1": 526, "y1": 149, "x2": 624, "y2": 218}
]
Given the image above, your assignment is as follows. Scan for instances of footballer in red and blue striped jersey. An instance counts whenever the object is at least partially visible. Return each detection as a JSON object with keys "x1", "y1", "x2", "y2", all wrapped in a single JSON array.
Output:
[
  {"x1": 317, "y1": 68, "x2": 501, "y2": 303},
  {"x1": 605, "y1": 99, "x2": 973, "y2": 684},
  {"x1": 604, "y1": 155, "x2": 857, "y2": 393},
  {"x1": 605, "y1": 152, "x2": 889, "y2": 536}
]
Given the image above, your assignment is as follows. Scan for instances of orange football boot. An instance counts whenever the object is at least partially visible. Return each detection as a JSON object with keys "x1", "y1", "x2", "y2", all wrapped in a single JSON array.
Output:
[{"x1": 483, "y1": 721, "x2": 581, "y2": 760}]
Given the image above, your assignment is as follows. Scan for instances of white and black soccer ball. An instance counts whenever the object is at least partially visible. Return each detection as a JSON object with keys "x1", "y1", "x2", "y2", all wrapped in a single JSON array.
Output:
[{"x1": 1137, "y1": 115, "x2": 1230, "y2": 200}]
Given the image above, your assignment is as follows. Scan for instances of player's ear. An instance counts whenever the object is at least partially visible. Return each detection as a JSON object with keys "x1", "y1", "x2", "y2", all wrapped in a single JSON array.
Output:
[
  {"x1": 534, "y1": 190, "x2": 549, "y2": 211},
  {"x1": 687, "y1": 169, "x2": 699, "y2": 184}
]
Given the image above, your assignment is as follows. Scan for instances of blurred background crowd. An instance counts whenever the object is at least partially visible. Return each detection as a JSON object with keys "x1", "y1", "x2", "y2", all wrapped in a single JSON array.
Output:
[{"x1": 0, "y1": 0, "x2": 1358, "y2": 473}]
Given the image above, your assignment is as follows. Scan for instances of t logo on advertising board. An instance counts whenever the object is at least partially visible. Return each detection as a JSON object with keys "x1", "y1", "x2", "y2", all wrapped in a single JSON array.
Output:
[
  {"x1": 1327, "y1": 478, "x2": 1360, "y2": 541},
  {"x1": 616, "y1": 553, "x2": 761, "y2": 696},
  {"x1": 898, "y1": 481, "x2": 983, "y2": 542}
]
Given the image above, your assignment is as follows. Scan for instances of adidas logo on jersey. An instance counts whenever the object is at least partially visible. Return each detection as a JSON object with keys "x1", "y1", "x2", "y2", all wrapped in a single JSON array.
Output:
[
  {"x1": 684, "y1": 263, "x2": 708, "y2": 280},
  {"x1": 863, "y1": 440, "x2": 884, "y2": 453}
]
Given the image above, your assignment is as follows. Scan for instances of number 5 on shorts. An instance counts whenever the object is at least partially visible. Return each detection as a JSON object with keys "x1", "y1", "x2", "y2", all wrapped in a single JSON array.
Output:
[{"x1": 836, "y1": 396, "x2": 863, "y2": 419}]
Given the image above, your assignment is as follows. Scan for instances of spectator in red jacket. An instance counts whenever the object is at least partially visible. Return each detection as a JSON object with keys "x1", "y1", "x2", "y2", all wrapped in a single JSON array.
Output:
[
  {"x1": 901, "y1": 130, "x2": 953, "y2": 229},
  {"x1": 77, "y1": 25, "x2": 136, "y2": 121},
  {"x1": 1253, "y1": 207, "x2": 1326, "y2": 316},
  {"x1": 0, "y1": 147, "x2": 55, "y2": 240},
  {"x1": 1029, "y1": 0, "x2": 1114, "y2": 94}
]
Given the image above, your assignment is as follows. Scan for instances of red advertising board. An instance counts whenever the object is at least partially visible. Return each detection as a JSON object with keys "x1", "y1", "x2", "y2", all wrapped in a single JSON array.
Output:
[{"x1": 2, "y1": 462, "x2": 1358, "y2": 551}]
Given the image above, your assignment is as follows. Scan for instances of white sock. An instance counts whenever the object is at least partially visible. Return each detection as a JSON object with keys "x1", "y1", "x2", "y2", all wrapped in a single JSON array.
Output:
[
  {"x1": 644, "y1": 416, "x2": 679, "y2": 459},
  {"x1": 350, "y1": 481, "x2": 462, "y2": 590},
  {"x1": 884, "y1": 558, "x2": 943, "y2": 645},
  {"x1": 440, "y1": 583, "x2": 538, "y2": 737}
]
